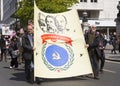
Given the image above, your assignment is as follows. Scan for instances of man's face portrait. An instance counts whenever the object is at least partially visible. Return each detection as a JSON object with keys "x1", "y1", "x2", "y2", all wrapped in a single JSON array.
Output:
[
  {"x1": 45, "y1": 15, "x2": 55, "y2": 29},
  {"x1": 55, "y1": 15, "x2": 67, "y2": 31}
]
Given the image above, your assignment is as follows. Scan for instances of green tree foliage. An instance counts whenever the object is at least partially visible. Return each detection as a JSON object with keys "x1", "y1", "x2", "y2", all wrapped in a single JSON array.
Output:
[
  {"x1": 15, "y1": 0, "x2": 34, "y2": 19},
  {"x1": 15, "y1": 0, "x2": 34, "y2": 26},
  {"x1": 14, "y1": 0, "x2": 78, "y2": 26},
  {"x1": 35, "y1": 0, "x2": 78, "y2": 13}
]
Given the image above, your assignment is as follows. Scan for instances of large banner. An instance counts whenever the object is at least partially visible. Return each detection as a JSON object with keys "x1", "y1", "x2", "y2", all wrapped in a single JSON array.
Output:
[{"x1": 34, "y1": 4, "x2": 93, "y2": 78}]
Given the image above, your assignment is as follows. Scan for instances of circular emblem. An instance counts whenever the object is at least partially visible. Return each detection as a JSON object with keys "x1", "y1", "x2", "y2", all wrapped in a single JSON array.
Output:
[
  {"x1": 42, "y1": 42, "x2": 74, "y2": 72},
  {"x1": 45, "y1": 45, "x2": 69, "y2": 67}
]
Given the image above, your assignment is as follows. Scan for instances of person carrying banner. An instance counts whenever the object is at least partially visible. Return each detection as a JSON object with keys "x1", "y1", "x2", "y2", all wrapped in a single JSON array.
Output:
[
  {"x1": 22, "y1": 23, "x2": 35, "y2": 83},
  {"x1": 85, "y1": 25, "x2": 100, "y2": 79}
]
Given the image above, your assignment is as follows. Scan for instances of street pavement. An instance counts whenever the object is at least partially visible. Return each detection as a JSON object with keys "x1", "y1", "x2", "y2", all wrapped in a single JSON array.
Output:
[
  {"x1": 0, "y1": 61, "x2": 34, "y2": 86},
  {"x1": 0, "y1": 58, "x2": 120, "y2": 86},
  {"x1": 0, "y1": 44, "x2": 120, "y2": 86},
  {"x1": 105, "y1": 44, "x2": 120, "y2": 62}
]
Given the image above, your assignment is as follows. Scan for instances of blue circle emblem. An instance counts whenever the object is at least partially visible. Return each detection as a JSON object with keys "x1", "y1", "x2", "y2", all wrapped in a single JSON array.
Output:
[{"x1": 45, "y1": 45, "x2": 69, "y2": 67}]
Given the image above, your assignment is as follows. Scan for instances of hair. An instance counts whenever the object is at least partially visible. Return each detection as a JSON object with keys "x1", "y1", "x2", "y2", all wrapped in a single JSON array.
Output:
[
  {"x1": 11, "y1": 36, "x2": 18, "y2": 42},
  {"x1": 91, "y1": 25, "x2": 96, "y2": 28},
  {"x1": 45, "y1": 15, "x2": 55, "y2": 24},
  {"x1": 55, "y1": 15, "x2": 67, "y2": 27}
]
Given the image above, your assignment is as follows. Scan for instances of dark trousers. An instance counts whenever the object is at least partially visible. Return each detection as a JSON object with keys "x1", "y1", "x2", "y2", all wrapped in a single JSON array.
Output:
[
  {"x1": 89, "y1": 51, "x2": 99, "y2": 77},
  {"x1": 99, "y1": 50, "x2": 105, "y2": 71},
  {"x1": 111, "y1": 44, "x2": 117, "y2": 54},
  {"x1": 10, "y1": 58, "x2": 18, "y2": 68},
  {"x1": 1, "y1": 49, "x2": 6, "y2": 61},
  {"x1": 24, "y1": 59, "x2": 34, "y2": 83}
]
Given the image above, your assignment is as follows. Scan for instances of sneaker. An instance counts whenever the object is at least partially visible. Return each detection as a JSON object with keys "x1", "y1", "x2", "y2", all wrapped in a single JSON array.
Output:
[{"x1": 10, "y1": 66, "x2": 13, "y2": 69}]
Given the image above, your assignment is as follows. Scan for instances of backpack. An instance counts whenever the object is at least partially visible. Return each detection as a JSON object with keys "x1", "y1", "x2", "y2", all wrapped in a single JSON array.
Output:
[{"x1": 99, "y1": 40, "x2": 103, "y2": 47}]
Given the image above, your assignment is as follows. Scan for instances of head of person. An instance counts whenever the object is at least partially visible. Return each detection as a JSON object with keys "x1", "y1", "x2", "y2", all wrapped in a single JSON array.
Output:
[
  {"x1": 11, "y1": 36, "x2": 17, "y2": 42},
  {"x1": 91, "y1": 25, "x2": 96, "y2": 33},
  {"x1": 28, "y1": 20, "x2": 34, "y2": 28},
  {"x1": 19, "y1": 28, "x2": 24, "y2": 35},
  {"x1": 27, "y1": 24, "x2": 34, "y2": 35},
  {"x1": 113, "y1": 32, "x2": 116, "y2": 35}
]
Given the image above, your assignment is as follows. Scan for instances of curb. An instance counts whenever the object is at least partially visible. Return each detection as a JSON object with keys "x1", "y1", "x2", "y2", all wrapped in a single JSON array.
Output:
[{"x1": 106, "y1": 58, "x2": 120, "y2": 62}]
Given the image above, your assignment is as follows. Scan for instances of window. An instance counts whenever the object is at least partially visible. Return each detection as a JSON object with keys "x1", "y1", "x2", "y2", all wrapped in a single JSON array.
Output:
[
  {"x1": 91, "y1": 0, "x2": 97, "y2": 3},
  {"x1": 80, "y1": 0, "x2": 87, "y2": 2}
]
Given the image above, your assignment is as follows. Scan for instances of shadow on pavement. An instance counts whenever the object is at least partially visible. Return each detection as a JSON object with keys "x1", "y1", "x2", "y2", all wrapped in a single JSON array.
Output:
[
  {"x1": 10, "y1": 72, "x2": 26, "y2": 81},
  {"x1": 3, "y1": 66, "x2": 26, "y2": 82},
  {"x1": 39, "y1": 76, "x2": 89, "y2": 83}
]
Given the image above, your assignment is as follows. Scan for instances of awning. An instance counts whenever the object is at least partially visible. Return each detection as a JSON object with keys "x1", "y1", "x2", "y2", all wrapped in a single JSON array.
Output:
[{"x1": 80, "y1": 20, "x2": 116, "y2": 27}]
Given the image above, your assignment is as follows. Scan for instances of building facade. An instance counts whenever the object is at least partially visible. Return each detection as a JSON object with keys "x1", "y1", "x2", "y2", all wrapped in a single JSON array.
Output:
[
  {"x1": 72, "y1": 0, "x2": 119, "y2": 36},
  {"x1": 1, "y1": 0, "x2": 119, "y2": 35},
  {"x1": 0, "y1": 0, "x2": 22, "y2": 31},
  {"x1": 2, "y1": 0, "x2": 18, "y2": 25},
  {"x1": 0, "y1": 0, "x2": 3, "y2": 22}
]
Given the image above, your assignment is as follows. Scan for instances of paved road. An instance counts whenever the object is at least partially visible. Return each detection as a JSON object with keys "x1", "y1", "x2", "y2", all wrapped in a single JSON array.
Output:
[
  {"x1": 0, "y1": 59, "x2": 120, "y2": 86},
  {"x1": 105, "y1": 44, "x2": 120, "y2": 61},
  {"x1": 0, "y1": 44, "x2": 120, "y2": 86}
]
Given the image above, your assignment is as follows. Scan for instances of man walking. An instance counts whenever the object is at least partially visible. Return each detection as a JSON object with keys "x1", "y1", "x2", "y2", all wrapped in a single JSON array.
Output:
[
  {"x1": 85, "y1": 25, "x2": 100, "y2": 79},
  {"x1": 22, "y1": 24, "x2": 34, "y2": 83}
]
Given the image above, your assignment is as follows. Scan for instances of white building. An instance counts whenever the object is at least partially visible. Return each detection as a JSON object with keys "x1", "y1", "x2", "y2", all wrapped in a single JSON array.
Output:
[
  {"x1": 2, "y1": 0, "x2": 18, "y2": 25},
  {"x1": 0, "y1": 0, "x2": 3, "y2": 22},
  {"x1": 0, "y1": 0, "x2": 22, "y2": 31},
  {"x1": 72, "y1": 0, "x2": 119, "y2": 34},
  {"x1": 1, "y1": 0, "x2": 119, "y2": 34}
]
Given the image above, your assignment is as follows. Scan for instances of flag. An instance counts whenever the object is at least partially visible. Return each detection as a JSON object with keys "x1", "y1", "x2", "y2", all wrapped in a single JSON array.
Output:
[{"x1": 34, "y1": 3, "x2": 93, "y2": 79}]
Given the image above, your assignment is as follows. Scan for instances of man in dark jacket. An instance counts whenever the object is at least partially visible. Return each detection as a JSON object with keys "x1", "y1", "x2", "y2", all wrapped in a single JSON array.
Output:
[
  {"x1": 22, "y1": 24, "x2": 34, "y2": 83},
  {"x1": 85, "y1": 25, "x2": 100, "y2": 79}
]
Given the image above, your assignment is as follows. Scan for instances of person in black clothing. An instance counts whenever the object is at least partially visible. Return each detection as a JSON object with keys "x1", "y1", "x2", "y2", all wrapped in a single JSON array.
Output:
[
  {"x1": 1, "y1": 35, "x2": 7, "y2": 61},
  {"x1": 85, "y1": 25, "x2": 100, "y2": 79},
  {"x1": 9, "y1": 36, "x2": 20, "y2": 68},
  {"x1": 22, "y1": 24, "x2": 34, "y2": 83},
  {"x1": 111, "y1": 32, "x2": 117, "y2": 54},
  {"x1": 98, "y1": 33, "x2": 105, "y2": 73}
]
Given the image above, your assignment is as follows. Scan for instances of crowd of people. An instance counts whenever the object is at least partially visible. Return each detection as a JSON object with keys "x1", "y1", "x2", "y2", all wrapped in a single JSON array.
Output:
[
  {"x1": 0, "y1": 22, "x2": 120, "y2": 84},
  {"x1": 0, "y1": 21, "x2": 35, "y2": 84}
]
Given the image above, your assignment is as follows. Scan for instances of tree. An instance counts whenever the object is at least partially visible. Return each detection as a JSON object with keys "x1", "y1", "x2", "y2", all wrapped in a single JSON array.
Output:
[
  {"x1": 14, "y1": 0, "x2": 78, "y2": 26},
  {"x1": 15, "y1": 0, "x2": 34, "y2": 26},
  {"x1": 35, "y1": 0, "x2": 78, "y2": 13}
]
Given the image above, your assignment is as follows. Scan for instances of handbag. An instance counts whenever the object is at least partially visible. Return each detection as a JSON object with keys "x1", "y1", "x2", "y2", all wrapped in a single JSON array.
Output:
[{"x1": 12, "y1": 50, "x2": 20, "y2": 58}]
